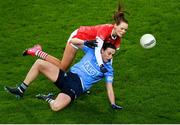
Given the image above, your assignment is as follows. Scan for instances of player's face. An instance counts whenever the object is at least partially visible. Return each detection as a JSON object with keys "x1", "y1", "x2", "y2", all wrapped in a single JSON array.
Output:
[
  {"x1": 114, "y1": 22, "x2": 128, "y2": 37},
  {"x1": 102, "y1": 48, "x2": 116, "y2": 63}
]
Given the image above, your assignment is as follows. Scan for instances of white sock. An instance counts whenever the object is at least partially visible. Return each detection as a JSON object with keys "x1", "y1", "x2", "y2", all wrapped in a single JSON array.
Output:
[{"x1": 35, "y1": 50, "x2": 48, "y2": 60}]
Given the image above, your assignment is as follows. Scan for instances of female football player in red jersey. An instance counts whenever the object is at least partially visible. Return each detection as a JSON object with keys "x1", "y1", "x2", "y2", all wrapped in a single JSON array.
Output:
[{"x1": 23, "y1": 4, "x2": 128, "y2": 73}]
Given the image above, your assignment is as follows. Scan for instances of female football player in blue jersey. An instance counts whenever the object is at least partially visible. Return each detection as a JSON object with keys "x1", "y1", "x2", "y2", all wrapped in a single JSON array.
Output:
[{"x1": 5, "y1": 43, "x2": 122, "y2": 111}]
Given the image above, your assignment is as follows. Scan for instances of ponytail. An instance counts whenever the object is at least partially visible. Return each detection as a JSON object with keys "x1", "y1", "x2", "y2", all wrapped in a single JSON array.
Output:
[{"x1": 113, "y1": 3, "x2": 128, "y2": 25}]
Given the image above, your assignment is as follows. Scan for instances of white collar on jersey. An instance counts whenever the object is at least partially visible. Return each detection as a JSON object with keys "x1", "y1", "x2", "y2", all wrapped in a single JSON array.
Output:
[
  {"x1": 111, "y1": 34, "x2": 117, "y2": 40},
  {"x1": 111, "y1": 29, "x2": 117, "y2": 40}
]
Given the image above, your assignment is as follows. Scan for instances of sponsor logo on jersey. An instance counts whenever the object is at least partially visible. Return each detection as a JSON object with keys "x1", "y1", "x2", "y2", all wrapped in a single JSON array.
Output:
[{"x1": 81, "y1": 61, "x2": 99, "y2": 77}]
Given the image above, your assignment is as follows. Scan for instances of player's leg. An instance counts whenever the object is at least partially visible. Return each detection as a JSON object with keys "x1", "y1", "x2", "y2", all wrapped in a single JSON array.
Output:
[
  {"x1": 23, "y1": 59, "x2": 59, "y2": 84},
  {"x1": 5, "y1": 59, "x2": 59, "y2": 98},
  {"x1": 49, "y1": 93, "x2": 71, "y2": 111},
  {"x1": 23, "y1": 44, "x2": 62, "y2": 68},
  {"x1": 23, "y1": 43, "x2": 78, "y2": 71},
  {"x1": 36, "y1": 69, "x2": 83, "y2": 111},
  {"x1": 36, "y1": 93, "x2": 71, "y2": 111},
  {"x1": 58, "y1": 36, "x2": 100, "y2": 71},
  {"x1": 44, "y1": 55, "x2": 61, "y2": 68},
  {"x1": 36, "y1": 92, "x2": 72, "y2": 111},
  {"x1": 59, "y1": 43, "x2": 78, "y2": 71},
  {"x1": 27, "y1": 43, "x2": 78, "y2": 71}
]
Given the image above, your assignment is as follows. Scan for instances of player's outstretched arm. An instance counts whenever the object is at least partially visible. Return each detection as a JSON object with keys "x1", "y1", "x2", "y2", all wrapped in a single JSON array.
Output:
[
  {"x1": 106, "y1": 83, "x2": 115, "y2": 105},
  {"x1": 106, "y1": 83, "x2": 123, "y2": 110}
]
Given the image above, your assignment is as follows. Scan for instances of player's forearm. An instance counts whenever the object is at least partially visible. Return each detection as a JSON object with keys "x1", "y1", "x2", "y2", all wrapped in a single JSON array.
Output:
[
  {"x1": 107, "y1": 89, "x2": 115, "y2": 105},
  {"x1": 106, "y1": 83, "x2": 115, "y2": 105}
]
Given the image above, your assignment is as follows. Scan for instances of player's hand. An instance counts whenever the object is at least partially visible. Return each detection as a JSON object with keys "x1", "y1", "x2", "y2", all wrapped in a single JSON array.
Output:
[
  {"x1": 111, "y1": 104, "x2": 123, "y2": 110},
  {"x1": 84, "y1": 40, "x2": 98, "y2": 49},
  {"x1": 100, "y1": 64, "x2": 108, "y2": 73}
]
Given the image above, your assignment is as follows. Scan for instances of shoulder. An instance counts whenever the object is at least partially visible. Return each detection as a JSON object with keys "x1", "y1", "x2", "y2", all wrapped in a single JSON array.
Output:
[
  {"x1": 98, "y1": 24, "x2": 114, "y2": 30},
  {"x1": 82, "y1": 46, "x2": 94, "y2": 54},
  {"x1": 97, "y1": 24, "x2": 114, "y2": 40},
  {"x1": 105, "y1": 62, "x2": 114, "y2": 72}
]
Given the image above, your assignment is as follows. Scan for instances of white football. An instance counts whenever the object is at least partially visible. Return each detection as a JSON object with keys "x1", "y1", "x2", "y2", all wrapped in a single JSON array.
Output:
[{"x1": 140, "y1": 34, "x2": 156, "y2": 49}]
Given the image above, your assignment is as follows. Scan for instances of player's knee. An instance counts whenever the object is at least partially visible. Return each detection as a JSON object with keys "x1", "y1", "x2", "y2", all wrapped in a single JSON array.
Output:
[
  {"x1": 50, "y1": 106, "x2": 59, "y2": 112},
  {"x1": 50, "y1": 102, "x2": 63, "y2": 112},
  {"x1": 35, "y1": 59, "x2": 44, "y2": 65},
  {"x1": 35, "y1": 59, "x2": 46, "y2": 69},
  {"x1": 50, "y1": 93, "x2": 71, "y2": 112}
]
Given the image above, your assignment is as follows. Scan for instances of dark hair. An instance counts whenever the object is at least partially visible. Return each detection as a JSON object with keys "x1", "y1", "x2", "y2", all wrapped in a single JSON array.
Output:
[
  {"x1": 113, "y1": 3, "x2": 128, "y2": 25},
  {"x1": 102, "y1": 43, "x2": 116, "y2": 50}
]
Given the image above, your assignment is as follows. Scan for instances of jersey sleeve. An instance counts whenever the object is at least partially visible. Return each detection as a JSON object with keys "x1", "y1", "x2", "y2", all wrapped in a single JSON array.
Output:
[
  {"x1": 104, "y1": 64, "x2": 114, "y2": 84},
  {"x1": 97, "y1": 25, "x2": 110, "y2": 40}
]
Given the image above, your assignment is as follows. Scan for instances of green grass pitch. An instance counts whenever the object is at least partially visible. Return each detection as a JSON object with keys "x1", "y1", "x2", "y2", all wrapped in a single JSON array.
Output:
[{"x1": 0, "y1": 0, "x2": 179, "y2": 123}]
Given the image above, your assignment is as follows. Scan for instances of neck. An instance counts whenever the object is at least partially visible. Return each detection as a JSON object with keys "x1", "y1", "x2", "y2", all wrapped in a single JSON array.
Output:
[{"x1": 111, "y1": 29, "x2": 117, "y2": 40}]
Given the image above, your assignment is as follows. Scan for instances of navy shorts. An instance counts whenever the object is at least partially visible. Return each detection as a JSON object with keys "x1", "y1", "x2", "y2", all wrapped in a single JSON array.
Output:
[{"x1": 54, "y1": 70, "x2": 84, "y2": 101}]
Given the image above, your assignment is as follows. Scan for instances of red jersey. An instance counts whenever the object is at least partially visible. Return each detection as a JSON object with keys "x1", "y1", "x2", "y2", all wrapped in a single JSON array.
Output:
[{"x1": 73, "y1": 24, "x2": 121, "y2": 49}]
